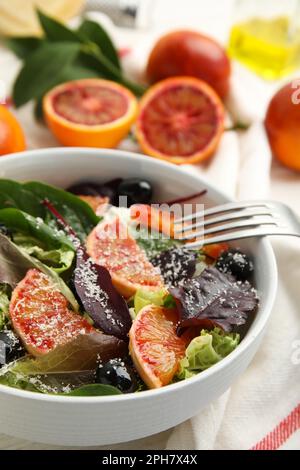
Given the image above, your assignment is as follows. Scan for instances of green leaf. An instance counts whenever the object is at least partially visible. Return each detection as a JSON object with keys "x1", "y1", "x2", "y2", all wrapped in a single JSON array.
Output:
[
  {"x1": 0, "y1": 208, "x2": 74, "y2": 250},
  {"x1": 134, "y1": 288, "x2": 167, "y2": 314},
  {"x1": 0, "y1": 367, "x2": 96, "y2": 394},
  {"x1": 24, "y1": 181, "x2": 100, "y2": 241},
  {"x1": 15, "y1": 242, "x2": 74, "y2": 274},
  {"x1": 80, "y1": 46, "x2": 146, "y2": 96},
  {"x1": 0, "y1": 233, "x2": 79, "y2": 311},
  {"x1": 37, "y1": 9, "x2": 82, "y2": 43},
  {"x1": 34, "y1": 98, "x2": 44, "y2": 121},
  {"x1": 59, "y1": 63, "x2": 100, "y2": 80},
  {"x1": 12, "y1": 41, "x2": 80, "y2": 107},
  {"x1": 135, "y1": 227, "x2": 180, "y2": 258},
  {"x1": 10, "y1": 332, "x2": 126, "y2": 374},
  {"x1": 0, "y1": 207, "x2": 75, "y2": 273},
  {"x1": 78, "y1": 19, "x2": 121, "y2": 71},
  {"x1": 63, "y1": 383, "x2": 121, "y2": 396},
  {"x1": 176, "y1": 328, "x2": 240, "y2": 380},
  {"x1": 0, "y1": 285, "x2": 10, "y2": 331},
  {"x1": 6, "y1": 36, "x2": 43, "y2": 59},
  {"x1": 0, "y1": 179, "x2": 44, "y2": 217}
]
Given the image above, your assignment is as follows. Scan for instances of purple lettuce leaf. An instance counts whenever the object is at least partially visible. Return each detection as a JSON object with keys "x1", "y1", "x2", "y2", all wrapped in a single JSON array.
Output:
[
  {"x1": 74, "y1": 249, "x2": 132, "y2": 340},
  {"x1": 170, "y1": 266, "x2": 258, "y2": 332}
]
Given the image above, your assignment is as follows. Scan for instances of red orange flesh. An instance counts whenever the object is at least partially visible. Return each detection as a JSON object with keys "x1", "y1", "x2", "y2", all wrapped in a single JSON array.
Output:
[
  {"x1": 9, "y1": 269, "x2": 94, "y2": 356},
  {"x1": 129, "y1": 305, "x2": 186, "y2": 388}
]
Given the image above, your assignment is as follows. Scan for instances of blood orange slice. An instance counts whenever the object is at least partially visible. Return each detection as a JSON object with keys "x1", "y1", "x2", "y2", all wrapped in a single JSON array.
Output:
[
  {"x1": 86, "y1": 217, "x2": 164, "y2": 298},
  {"x1": 43, "y1": 79, "x2": 138, "y2": 148},
  {"x1": 129, "y1": 305, "x2": 186, "y2": 388},
  {"x1": 136, "y1": 76, "x2": 225, "y2": 164},
  {"x1": 10, "y1": 269, "x2": 94, "y2": 356},
  {"x1": 130, "y1": 204, "x2": 175, "y2": 237}
]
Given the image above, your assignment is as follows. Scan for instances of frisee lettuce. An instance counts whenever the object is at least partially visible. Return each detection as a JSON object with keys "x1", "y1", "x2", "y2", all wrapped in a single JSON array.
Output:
[
  {"x1": 134, "y1": 288, "x2": 168, "y2": 315},
  {"x1": 0, "y1": 285, "x2": 10, "y2": 331},
  {"x1": 176, "y1": 328, "x2": 240, "y2": 380}
]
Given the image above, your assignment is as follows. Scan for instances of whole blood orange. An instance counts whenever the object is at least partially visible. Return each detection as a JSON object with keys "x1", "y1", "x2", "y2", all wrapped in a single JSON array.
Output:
[
  {"x1": 265, "y1": 81, "x2": 300, "y2": 171},
  {"x1": 86, "y1": 217, "x2": 164, "y2": 298},
  {"x1": 0, "y1": 105, "x2": 26, "y2": 156},
  {"x1": 10, "y1": 269, "x2": 94, "y2": 356},
  {"x1": 129, "y1": 305, "x2": 186, "y2": 388},
  {"x1": 43, "y1": 79, "x2": 138, "y2": 148},
  {"x1": 146, "y1": 30, "x2": 231, "y2": 99},
  {"x1": 135, "y1": 77, "x2": 225, "y2": 164}
]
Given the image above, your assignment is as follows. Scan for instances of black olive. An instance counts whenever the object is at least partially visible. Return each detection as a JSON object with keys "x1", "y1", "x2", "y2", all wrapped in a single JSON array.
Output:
[
  {"x1": 216, "y1": 249, "x2": 254, "y2": 281},
  {"x1": 98, "y1": 178, "x2": 123, "y2": 205},
  {"x1": 0, "y1": 330, "x2": 25, "y2": 367},
  {"x1": 96, "y1": 358, "x2": 137, "y2": 393},
  {"x1": 67, "y1": 179, "x2": 123, "y2": 206},
  {"x1": 117, "y1": 178, "x2": 153, "y2": 207}
]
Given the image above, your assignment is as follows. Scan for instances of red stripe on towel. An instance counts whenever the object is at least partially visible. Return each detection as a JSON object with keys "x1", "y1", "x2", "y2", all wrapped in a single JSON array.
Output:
[{"x1": 251, "y1": 404, "x2": 300, "y2": 450}]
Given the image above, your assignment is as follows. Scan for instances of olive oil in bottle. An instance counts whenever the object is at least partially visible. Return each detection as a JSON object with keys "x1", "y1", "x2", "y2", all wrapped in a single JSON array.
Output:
[{"x1": 228, "y1": 1, "x2": 300, "y2": 79}]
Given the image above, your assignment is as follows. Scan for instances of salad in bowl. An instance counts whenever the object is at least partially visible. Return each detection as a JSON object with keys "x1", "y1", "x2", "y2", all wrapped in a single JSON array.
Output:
[{"x1": 0, "y1": 175, "x2": 258, "y2": 397}]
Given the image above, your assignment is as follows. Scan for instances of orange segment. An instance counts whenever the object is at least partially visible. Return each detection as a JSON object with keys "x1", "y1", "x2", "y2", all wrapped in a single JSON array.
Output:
[
  {"x1": 0, "y1": 105, "x2": 26, "y2": 156},
  {"x1": 202, "y1": 243, "x2": 229, "y2": 259},
  {"x1": 129, "y1": 305, "x2": 186, "y2": 388},
  {"x1": 86, "y1": 217, "x2": 164, "y2": 298},
  {"x1": 130, "y1": 204, "x2": 175, "y2": 238},
  {"x1": 10, "y1": 269, "x2": 94, "y2": 356},
  {"x1": 43, "y1": 79, "x2": 138, "y2": 148},
  {"x1": 136, "y1": 76, "x2": 224, "y2": 164}
]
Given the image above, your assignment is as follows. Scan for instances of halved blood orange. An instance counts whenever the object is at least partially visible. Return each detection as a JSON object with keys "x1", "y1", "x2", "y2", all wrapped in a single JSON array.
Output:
[
  {"x1": 86, "y1": 217, "x2": 164, "y2": 298},
  {"x1": 129, "y1": 305, "x2": 186, "y2": 388},
  {"x1": 10, "y1": 269, "x2": 94, "y2": 356},
  {"x1": 43, "y1": 79, "x2": 138, "y2": 148},
  {"x1": 136, "y1": 76, "x2": 225, "y2": 164}
]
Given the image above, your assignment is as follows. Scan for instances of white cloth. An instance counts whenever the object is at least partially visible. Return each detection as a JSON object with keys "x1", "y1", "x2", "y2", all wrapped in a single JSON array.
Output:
[{"x1": 0, "y1": 9, "x2": 300, "y2": 450}]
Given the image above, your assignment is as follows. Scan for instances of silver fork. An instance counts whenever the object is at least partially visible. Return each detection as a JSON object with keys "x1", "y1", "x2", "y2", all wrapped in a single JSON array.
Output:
[{"x1": 173, "y1": 200, "x2": 300, "y2": 249}]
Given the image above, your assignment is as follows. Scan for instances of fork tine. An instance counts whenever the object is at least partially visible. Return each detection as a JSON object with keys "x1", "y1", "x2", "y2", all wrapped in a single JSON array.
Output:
[
  {"x1": 174, "y1": 207, "x2": 277, "y2": 234},
  {"x1": 178, "y1": 217, "x2": 280, "y2": 241},
  {"x1": 185, "y1": 226, "x2": 294, "y2": 249},
  {"x1": 174, "y1": 200, "x2": 277, "y2": 225}
]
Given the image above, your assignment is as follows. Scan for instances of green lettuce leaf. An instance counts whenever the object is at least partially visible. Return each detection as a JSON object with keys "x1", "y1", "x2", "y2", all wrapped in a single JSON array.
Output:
[
  {"x1": 0, "y1": 285, "x2": 10, "y2": 331},
  {"x1": 24, "y1": 181, "x2": 100, "y2": 241},
  {"x1": 0, "y1": 332, "x2": 127, "y2": 393},
  {"x1": 176, "y1": 328, "x2": 240, "y2": 380},
  {"x1": 63, "y1": 384, "x2": 121, "y2": 396},
  {"x1": 0, "y1": 233, "x2": 78, "y2": 311},
  {"x1": 14, "y1": 238, "x2": 74, "y2": 273},
  {"x1": 134, "y1": 226, "x2": 180, "y2": 258},
  {"x1": 0, "y1": 208, "x2": 75, "y2": 273},
  {"x1": 134, "y1": 288, "x2": 168, "y2": 315},
  {"x1": 0, "y1": 179, "x2": 99, "y2": 242},
  {"x1": 0, "y1": 208, "x2": 73, "y2": 249}
]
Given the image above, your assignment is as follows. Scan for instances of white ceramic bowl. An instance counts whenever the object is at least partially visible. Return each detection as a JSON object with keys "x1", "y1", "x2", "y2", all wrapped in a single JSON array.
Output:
[{"x1": 0, "y1": 148, "x2": 277, "y2": 446}]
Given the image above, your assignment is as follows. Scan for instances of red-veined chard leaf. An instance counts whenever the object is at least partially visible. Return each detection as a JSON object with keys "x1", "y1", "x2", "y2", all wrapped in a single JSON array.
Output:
[{"x1": 74, "y1": 249, "x2": 132, "y2": 340}]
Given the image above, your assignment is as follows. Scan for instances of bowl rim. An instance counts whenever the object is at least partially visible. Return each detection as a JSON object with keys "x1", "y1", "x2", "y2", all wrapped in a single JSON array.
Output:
[{"x1": 0, "y1": 147, "x2": 278, "y2": 403}]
